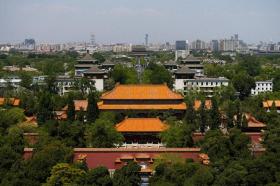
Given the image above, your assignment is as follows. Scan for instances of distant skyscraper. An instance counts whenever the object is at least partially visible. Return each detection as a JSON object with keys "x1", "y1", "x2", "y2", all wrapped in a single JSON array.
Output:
[
  {"x1": 175, "y1": 40, "x2": 189, "y2": 61},
  {"x1": 234, "y1": 34, "x2": 239, "y2": 41},
  {"x1": 91, "y1": 34, "x2": 95, "y2": 45},
  {"x1": 211, "y1": 40, "x2": 219, "y2": 52},
  {"x1": 145, "y1": 34, "x2": 149, "y2": 47},
  {"x1": 175, "y1": 40, "x2": 187, "y2": 50}
]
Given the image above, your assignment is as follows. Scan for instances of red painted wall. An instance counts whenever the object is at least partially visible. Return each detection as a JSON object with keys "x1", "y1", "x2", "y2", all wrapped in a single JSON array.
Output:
[
  {"x1": 73, "y1": 150, "x2": 201, "y2": 169},
  {"x1": 245, "y1": 132, "x2": 263, "y2": 144}
]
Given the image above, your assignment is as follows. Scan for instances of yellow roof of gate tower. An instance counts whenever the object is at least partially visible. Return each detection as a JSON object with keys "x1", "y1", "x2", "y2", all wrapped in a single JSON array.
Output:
[
  {"x1": 115, "y1": 118, "x2": 168, "y2": 133},
  {"x1": 101, "y1": 84, "x2": 183, "y2": 100}
]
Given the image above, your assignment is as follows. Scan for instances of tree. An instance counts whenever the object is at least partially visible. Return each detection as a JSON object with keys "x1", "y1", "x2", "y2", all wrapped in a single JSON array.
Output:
[
  {"x1": 113, "y1": 162, "x2": 141, "y2": 186},
  {"x1": 201, "y1": 130, "x2": 231, "y2": 162},
  {"x1": 67, "y1": 95, "x2": 75, "y2": 121},
  {"x1": 112, "y1": 64, "x2": 138, "y2": 84},
  {"x1": 272, "y1": 71, "x2": 280, "y2": 91},
  {"x1": 19, "y1": 72, "x2": 32, "y2": 89},
  {"x1": 86, "y1": 91, "x2": 99, "y2": 123},
  {"x1": 238, "y1": 55, "x2": 261, "y2": 77},
  {"x1": 85, "y1": 166, "x2": 112, "y2": 186},
  {"x1": 214, "y1": 162, "x2": 248, "y2": 186},
  {"x1": 25, "y1": 141, "x2": 72, "y2": 185},
  {"x1": 209, "y1": 97, "x2": 220, "y2": 130},
  {"x1": 0, "y1": 127, "x2": 25, "y2": 183},
  {"x1": 37, "y1": 92, "x2": 54, "y2": 124},
  {"x1": 224, "y1": 100, "x2": 236, "y2": 129},
  {"x1": 0, "y1": 146, "x2": 23, "y2": 183},
  {"x1": 44, "y1": 75, "x2": 57, "y2": 94},
  {"x1": 186, "y1": 166, "x2": 214, "y2": 186},
  {"x1": 228, "y1": 128, "x2": 250, "y2": 159},
  {"x1": 232, "y1": 72, "x2": 255, "y2": 100},
  {"x1": 199, "y1": 100, "x2": 207, "y2": 133},
  {"x1": 184, "y1": 99, "x2": 196, "y2": 125},
  {"x1": 4, "y1": 107, "x2": 25, "y2": 125},
  {"x1": 235, "y1": 100, "x2": 242, "y2": 128},
  {"x1": 51, "y1": 121, "x2": 86, "y2": 147},
  {"x1": 142, "y1": 63, "x2": 173, "y2": 88},
  {"x1": 93, "y1": 52, "x2": 106, "y2": 63},
  {"x1": 44, "y1": 163, "x2": 86, "y2": 186},
  {"x1": 160, "y1": 122, "x2": 194, "y2": 147},
  {"x1": 85, "y1": 118, "x2": 123, "y2": 148},
  {"x1": 74, "y1": 77, "x2": 95, "y2": 96}
]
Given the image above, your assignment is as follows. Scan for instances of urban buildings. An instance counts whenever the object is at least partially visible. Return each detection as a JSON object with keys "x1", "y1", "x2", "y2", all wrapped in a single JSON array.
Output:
[
  {"x1": 175, "y1": 40, "x2": 189, "y2": 60},
  {"x1": 181, "y1": 77, "x2": 229, "y2": 97},
  {"x1": 0, "y1": 76, "x2": 22, "y2": 88},
  {"x1": 74, "y1": 52, "x2": 107, "y2": 91},
  {"x1": 178, "y1": 55, "x2": 204, "y2": 77},
  {"x1": 251, "y1": 80, "x2": 273, "y2": 96}
]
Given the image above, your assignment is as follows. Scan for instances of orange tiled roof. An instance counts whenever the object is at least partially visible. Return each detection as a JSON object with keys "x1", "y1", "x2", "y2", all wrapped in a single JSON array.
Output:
[
  {"x1": 234, "y1": 113, "x2": 266, "y2": 128},
  {"x1": 98, "y1": 101, "x2": 186, "y2": 110},
  {"x1": 263, "y1": 100, "x2": 280, "y2": 108},
  {"x1": 245, "y1": 113, "x2": 266, "y2": 128},
  {"x1": 101, "y1": 84, "x2": 183, "y2": 100},
  {"x1": 0, "y1": 97, "x2": 20, "y2": 106},
  {"x1": 25, "y1": 116, "x2": 38, "y2": 125},
  {"x1": 63, "y1": 100, "x2": 88, "y2": 111},
  {"x1": 115, "y1": 118, "x2": 168, "y2": 133},
  {"x1": 193, "y1": 100, "x2": 212, "y2": 110},
  {"x1": 55, "y1": 111, "x2": 67, "y2": 120}
]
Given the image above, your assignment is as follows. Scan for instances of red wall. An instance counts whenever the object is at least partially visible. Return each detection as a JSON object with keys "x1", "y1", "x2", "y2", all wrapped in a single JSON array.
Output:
[
  {"x1": 245, "y1": 132, "x2": 263, "y2": 144},
  {"x1": 73, "y1": 149, "x2": 201, "y2": 169}
]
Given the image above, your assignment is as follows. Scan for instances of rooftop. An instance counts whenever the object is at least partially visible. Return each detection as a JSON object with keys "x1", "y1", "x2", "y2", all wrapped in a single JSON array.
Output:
[
  {"x1": 115, "y1": 118, "x2": 168, "y2": 133},
  {"x1": 0, "y1": 97, "x2": 20, "y2": 106},
  {"x1": 98, "y1": 101, "x2": 186, "y2": 110},
  {"x1": 193, "y1": 100, "x2": 212, "y2": 110},
  {"x1": 175, "y1": 66, "x2": 196, "y2": 74},
  {"x1": 181, "y1": 55, "x2": 201, "y2": 62},
  {"x1": 185, "y1": 77, "x2": 229, "y2": 82},
  {"x1": 263, "y1": 100, "x2": 280, "y2": 108},
  {"x1": 101, "y1": 84, "x2": 184, "y2": 100},
  {"x1": 83, "y1": 65, "x2": 107, "y2": 74},
  {"x1": 63, "y1": 100, "x2": 88, "y2": 111},
  {"x1": 77, "y1": 53, "x2": 95, "y2": 61},
  {"x1": 245, "y1": 113, "x2": 266, "y2": 128}
]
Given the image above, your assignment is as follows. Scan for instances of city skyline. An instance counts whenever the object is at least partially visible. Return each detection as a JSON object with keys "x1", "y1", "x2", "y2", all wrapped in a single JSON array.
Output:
[{"x1": 1, "y1": 0, "x2": 280, "y2": 44}]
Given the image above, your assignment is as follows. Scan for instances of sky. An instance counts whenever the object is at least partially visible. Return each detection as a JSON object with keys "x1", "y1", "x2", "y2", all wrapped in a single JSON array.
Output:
[{"x1": 0, "y1": 0, "x2": 280, "y2": 44}]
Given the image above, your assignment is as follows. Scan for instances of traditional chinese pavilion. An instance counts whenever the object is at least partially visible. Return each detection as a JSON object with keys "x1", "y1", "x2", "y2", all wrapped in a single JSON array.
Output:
[
  {"x1": 115, "y1": 118, "x2": 168, "y2": 147},
  {"x1": 98, "y1": 84, "x2": 186, "y2": 115}
]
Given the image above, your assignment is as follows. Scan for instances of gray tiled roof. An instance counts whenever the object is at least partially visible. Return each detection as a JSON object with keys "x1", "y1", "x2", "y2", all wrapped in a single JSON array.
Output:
[{"x1": 175, "y1": 66, "x2": 196, "y2": 74}]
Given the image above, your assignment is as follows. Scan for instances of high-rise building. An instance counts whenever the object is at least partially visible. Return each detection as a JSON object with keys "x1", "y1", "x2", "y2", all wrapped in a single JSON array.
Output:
[
  {"x1": 220, "y1": 39, "x2": 235, "y2": 51},
  {"x1": 175, "y1": 40, "x2": 187, "y2": 50},
  {"x1": 210, "y1": 40, "x2": 219, "y2": 52},
  {"x1": 90, "y1": 34, "x2": 95, "y2": 46},
  {"x1": 145, "y1": 34, "x2": 149, "y2": 47}
]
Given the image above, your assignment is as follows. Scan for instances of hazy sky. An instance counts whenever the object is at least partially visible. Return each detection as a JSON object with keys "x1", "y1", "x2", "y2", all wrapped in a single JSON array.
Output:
[{"x1": 0, "y1": 0, "x2": 279, "y2": 44}]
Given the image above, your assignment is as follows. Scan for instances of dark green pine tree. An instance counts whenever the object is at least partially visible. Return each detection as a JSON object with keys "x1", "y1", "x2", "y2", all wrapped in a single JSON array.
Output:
[
  {"x1": 199, "y1": 100, "x2": 207, "y2": 133},
  {"x1": 184, "y1": 99, "x2": 196, "y2": 125},
  {"x1": 235, "y1": 100, "x2": 242, "y2": 128},
  {"x1": 209, "y1": 97, "x2": 220, "y2": 130},
  {"x1": 37, "y1": 92, "x2": 54, "y2": 124},
  {"x1": 67, "y1": 96, "x2": 75, "y2": 122},
  {"x1": 226, "y1": 101, "x2": 236, "y2": 129},
  {"x1": 86, "y1": 92, "x2": 99, "y2": 123},
  {"x1": 241, "y1": 114, "x2": 248, "y2": 128}
]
